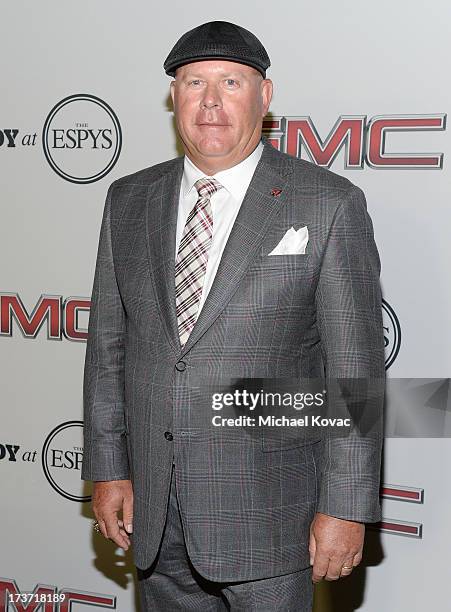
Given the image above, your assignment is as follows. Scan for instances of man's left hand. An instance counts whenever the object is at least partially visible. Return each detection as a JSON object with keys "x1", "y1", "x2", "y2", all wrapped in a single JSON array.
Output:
[{"x1": 308, "y1": 512, "x2": 364, "y2": 583}]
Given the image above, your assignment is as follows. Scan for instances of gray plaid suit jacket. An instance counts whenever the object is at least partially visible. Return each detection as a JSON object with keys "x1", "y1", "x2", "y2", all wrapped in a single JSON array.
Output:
[{"x1": 81, "y1": 136, "x2": 385, "y2": 580}]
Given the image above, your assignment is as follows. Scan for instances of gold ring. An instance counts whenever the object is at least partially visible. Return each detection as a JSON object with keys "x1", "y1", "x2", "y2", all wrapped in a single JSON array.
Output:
[{"x1": 342, "y1": 565, "x2": 353, "y2": 570}]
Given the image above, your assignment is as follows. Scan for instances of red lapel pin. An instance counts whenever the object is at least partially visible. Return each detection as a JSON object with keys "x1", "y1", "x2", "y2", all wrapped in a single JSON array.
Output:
[{"x1": 271, "y1": 188, "x2": 282, "y2": 197}]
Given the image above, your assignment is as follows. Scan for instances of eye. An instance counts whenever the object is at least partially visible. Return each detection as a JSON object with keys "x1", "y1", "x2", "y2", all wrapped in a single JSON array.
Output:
[
  {"x1": 188, "y1": 79, "x2": 203, "y2": 87},
  {"x1": 224, "y1": 78, "x2": 239, "y2": 88}
]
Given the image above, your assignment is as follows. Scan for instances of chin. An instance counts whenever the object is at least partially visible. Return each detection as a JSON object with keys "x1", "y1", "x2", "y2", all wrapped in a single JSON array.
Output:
[{"x1": 196, "y1": 139, "x2": 231, "y2": 157}]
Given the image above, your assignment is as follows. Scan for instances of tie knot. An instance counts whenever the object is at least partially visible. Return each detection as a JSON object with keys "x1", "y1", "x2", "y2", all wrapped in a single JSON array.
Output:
[{"x1": 194, "y1": 177, "x2": 223, "y2": 199}]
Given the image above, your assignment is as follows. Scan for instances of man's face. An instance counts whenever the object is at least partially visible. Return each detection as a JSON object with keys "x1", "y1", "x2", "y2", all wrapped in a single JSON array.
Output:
[{"x1": 170, "y1": 60, "x2": 273, "y2": 171}]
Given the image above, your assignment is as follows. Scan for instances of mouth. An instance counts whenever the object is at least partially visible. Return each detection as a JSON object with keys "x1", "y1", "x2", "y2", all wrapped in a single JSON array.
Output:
[{"x1": 196, "y1": 123, "x2": 230, "y2": 128}]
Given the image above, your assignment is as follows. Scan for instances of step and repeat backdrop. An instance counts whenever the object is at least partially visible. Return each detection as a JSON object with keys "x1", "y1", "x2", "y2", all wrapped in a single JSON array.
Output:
[{"x1": 1, "y1": 1, "x2": 450, "y2": 610}]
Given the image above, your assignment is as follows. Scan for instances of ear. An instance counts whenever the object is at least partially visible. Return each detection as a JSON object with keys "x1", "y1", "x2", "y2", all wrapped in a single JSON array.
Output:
[
  {"x1": 260, "y1": 79, "x2": 273, "y2": 117},
  {"x1": 170, "y1": 80, "x2": 176, "y2": 105}
]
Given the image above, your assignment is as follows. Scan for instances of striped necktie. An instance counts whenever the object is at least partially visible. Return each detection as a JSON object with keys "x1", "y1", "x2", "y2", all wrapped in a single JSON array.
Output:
[{"x1": 175, "y1": 177, "x2": 223, "y2": 347}]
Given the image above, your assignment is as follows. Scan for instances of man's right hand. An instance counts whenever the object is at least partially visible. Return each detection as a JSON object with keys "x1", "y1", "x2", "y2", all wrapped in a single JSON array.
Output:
[{"x1": 92, "y1": 479, "x2": 134, "y2": 551}]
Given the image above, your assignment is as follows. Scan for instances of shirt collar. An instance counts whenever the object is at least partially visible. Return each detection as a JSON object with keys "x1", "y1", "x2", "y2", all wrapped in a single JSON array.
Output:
[{"x1": 181, "y1": 140, "x2": 264, "y2": 202}]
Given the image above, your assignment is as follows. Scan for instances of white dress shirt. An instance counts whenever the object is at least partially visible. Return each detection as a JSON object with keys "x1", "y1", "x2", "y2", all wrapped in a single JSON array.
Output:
[{"x1": 175, "y1": 140, "x2": 264, "y2": 319}]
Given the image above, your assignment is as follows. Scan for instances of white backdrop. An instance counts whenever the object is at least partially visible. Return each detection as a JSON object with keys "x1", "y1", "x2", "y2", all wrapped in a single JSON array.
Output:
[{"x1": 1, "y1": 1, "x2": 450, "y2": 610}]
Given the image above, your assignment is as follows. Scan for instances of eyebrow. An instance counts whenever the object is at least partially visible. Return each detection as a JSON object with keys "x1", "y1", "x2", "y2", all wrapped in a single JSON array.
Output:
[{"x1": 181, "y1": 70, "x2": 248, "y2": 80}]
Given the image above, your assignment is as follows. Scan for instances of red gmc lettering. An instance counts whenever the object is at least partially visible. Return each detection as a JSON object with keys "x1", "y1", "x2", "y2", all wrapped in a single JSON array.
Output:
[
  {"x1": 263, "y1": 114, "x2": 445, "y2": 168},
  {"x1": 0, "y1": 579, "x2": 116, "y2": 611},
  {"x1": 0, "y1": 294, "x2": 90, "y2": 341}
]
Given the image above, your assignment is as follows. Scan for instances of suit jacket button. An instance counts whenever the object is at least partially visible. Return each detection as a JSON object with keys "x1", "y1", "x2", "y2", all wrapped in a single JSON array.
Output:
[
  {"x1": 164, "y1": 431, "x2": 173, "y2": 441},
  {"x1": 175, "y1": 360, "x2": 187, "y2": 371}
]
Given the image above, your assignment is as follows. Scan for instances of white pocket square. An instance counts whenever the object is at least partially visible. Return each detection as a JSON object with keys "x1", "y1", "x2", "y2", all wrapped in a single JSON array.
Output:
[{"x1": 268, "y1": 226, "x2": 309, "y2": 255}]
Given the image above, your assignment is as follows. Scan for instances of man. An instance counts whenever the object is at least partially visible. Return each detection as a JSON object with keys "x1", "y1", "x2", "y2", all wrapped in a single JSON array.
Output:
[{"x1": 81, "y1": 20, "x2": 385, "y2": 611}]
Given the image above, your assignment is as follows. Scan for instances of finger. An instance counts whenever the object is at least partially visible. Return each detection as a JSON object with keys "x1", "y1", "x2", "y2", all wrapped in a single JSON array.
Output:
[
  {"x1": 122, "y1": 495, "x2": 134, "y2": 534},
  {"x1": 308, "y1": 528, "x2": 317, "y2": 566},
  {"x1": 312, "y1": 550, "x2": 330, "y2": 583},
  {"x1": 325, "y1": 558, "x2": 344, "y2": 581},
  {"x1": 117, "y1": 519, "x2": 129, "y2": 531},
  {"x1": 103, "y1": 512, "x2": 130, "y2": 551},
  {"x1": 118, "y1": 527, "x2": 131, "y2": 546},
  {"x1": 97, "y1": 518, "x2": 109, "y2": 540},
  {"x1": 340, "y1": 557, "x2": 355, "y2": 577},
  {"x1": 352, "y1": 551, "x2": 363, "y2": 566},
  {"x1": 116, "y1": 520, "x2": 131, "y2": 545}
]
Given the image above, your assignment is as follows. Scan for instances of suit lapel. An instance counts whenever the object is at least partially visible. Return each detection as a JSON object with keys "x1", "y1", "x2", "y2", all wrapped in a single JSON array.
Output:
[
  {"x1": 145, "y1": 139, "x2": 294, "y2": 358},
  {"x1": 145, "y1": 157, "x2": 184, "y2": 354},
  {"x1": 178, "y1": 139, "x2": 293, "y2": 358}
]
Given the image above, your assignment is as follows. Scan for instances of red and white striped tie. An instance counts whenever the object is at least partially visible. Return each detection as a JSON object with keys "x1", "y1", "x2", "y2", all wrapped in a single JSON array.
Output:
[{"x1": 175, "y1": 177, "x2": 223, "y2": 347}]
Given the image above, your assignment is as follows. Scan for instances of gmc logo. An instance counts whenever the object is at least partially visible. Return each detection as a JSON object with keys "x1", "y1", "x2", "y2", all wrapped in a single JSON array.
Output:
[
  {"x1": 0, "y1": 294, "x2": 89, "y2": 341},
  {"x1": 372, "y1": 484, "x2": 424, "y2": 538},
  {"x1": 0, "y1": 579, "x2": 115, "y2": 611},
  {"x1": 263, "y1": 115, "x2": 446, "y2": 168}
]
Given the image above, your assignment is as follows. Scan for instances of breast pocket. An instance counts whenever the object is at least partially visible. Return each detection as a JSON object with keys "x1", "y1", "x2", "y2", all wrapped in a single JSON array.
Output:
[
  {"x1": 250, "y1": 251, "x2": 311, "y2": 307},
  {"x1": 260, "y1": 252, "x2": 310, "y2": 268}
]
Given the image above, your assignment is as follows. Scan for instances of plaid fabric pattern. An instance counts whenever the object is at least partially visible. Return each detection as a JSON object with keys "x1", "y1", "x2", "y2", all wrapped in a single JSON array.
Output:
[
  {"x1": 81, "y1": 137, "x2": 385, "y2": 577},
  {"x1": 175, "y1": 177, "x2": 223, "y2": 346}
]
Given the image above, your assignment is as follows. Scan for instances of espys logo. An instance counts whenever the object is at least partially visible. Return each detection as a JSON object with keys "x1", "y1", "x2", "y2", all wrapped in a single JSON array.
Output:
[
  {"x1": 382, "y1": 299, "x2": 401, "y2": 369},
  {"x1": 42, "y1": 420, "x2": 92, "y2": 502},
  {"x1": 42, "y1": 94, "x2": 122, "y2": 183}
]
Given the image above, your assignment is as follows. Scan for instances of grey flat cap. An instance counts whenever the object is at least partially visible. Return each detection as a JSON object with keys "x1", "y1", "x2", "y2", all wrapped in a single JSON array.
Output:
[{"x1": 164, "y1": 20, "x2": 270, "y2": 78}]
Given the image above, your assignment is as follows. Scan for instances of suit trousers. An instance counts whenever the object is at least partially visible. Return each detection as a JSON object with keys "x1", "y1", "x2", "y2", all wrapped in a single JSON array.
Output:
[{"x1": 136, "y1": 464, "x2": 314, "y2": 611}]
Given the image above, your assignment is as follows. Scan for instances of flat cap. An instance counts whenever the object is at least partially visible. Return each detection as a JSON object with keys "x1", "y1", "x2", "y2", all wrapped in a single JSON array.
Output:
[{"x1": 164, "y1": 20, "x2": 270, "y2": 78}]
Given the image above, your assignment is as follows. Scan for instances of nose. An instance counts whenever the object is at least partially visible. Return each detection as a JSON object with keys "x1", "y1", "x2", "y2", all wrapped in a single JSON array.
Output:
[{"x1": 200, "y1": 82, "x2": 222, "y2": 110}]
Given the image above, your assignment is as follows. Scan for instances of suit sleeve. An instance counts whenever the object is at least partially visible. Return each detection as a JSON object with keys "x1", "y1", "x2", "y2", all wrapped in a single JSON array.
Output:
[
  {"x1": 81, "y1": 182, "x2": 130, "y2": 482},
  {"x1": 314, "y1": 185, "x2": 385, "y2": 523}
]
